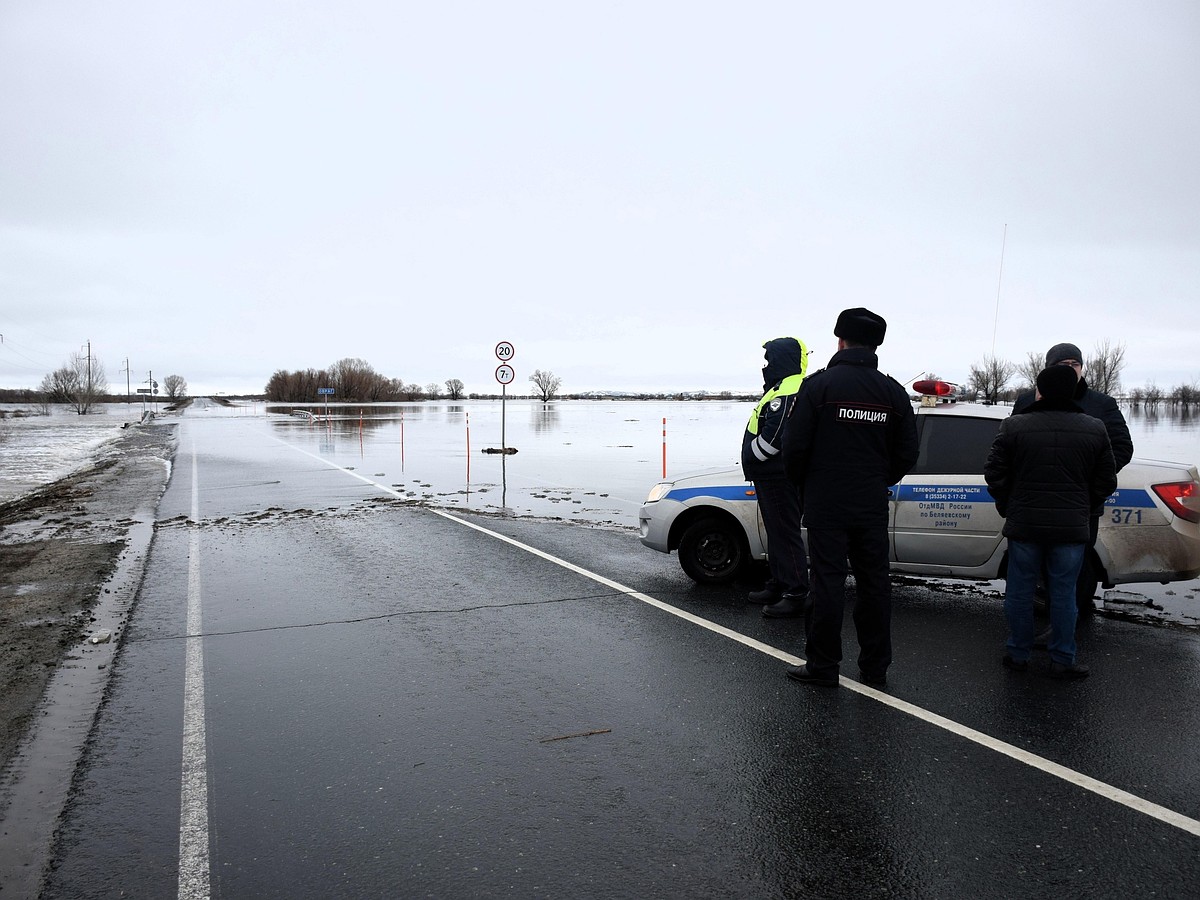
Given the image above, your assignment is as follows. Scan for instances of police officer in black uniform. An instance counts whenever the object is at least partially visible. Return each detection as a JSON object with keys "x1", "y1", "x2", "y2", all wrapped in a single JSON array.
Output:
[
  {"x1": 781, "y1": 308, "x2": 918, "y2": 687},
  {"x1": 741, "y1": 337, "x2": 810, "y2": 615}
]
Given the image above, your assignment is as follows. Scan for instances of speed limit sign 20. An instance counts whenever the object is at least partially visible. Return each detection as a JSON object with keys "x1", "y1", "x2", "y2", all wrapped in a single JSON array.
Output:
[{"x1": 495, "y1": 342, "x2": 515, "y2": 361}]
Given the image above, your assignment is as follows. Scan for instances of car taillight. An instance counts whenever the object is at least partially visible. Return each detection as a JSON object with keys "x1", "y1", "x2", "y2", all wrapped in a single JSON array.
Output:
[{"x1": 1152, "y1": 481, "x2": 1200, "y2": 524}]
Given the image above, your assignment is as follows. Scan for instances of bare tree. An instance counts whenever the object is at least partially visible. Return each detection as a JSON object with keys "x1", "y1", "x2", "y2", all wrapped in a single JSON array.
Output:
[
  {"x1": 425, "y1": 382, "x2": 442, "y2": 399},
  {"x1": 528, "y1": 369, "x2": 562, "y2": 402},
  {"x1": 265, "y1": 367, "x2": 326, "y2": 401},
  {"x1": 331, "y1": 357, "x2": 382, "y2": 401},
  {"x1": 1086, "y1": 340, "x2": 1126, "y2": 396},
  {"x1": 39, "y1": 351, "x2": 108, "y2": 414},
  {"x1": 1171, "y1": 381, "x2": 1199, "y2": 408},
  {"x1": 444, "y1": 378, "x2": 465, "y2": 400},
  {"x1": 38, "y1": 368, "x2": 75, "y2": 404},
  {"x1": 967, "y1": 355, "x2": 1014, "y2": 404},
  {"x1": 1015, "y1": 351, "x2": 1044, "y2": 392},
  {"x1": 164, "y1": 374, "x2": 188, "y2": 399}
]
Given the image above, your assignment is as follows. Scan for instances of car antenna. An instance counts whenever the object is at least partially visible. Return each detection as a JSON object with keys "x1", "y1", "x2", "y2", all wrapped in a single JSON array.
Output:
[{"x1": 991, "y1": 223, "x2": 1007, "y2": 358}]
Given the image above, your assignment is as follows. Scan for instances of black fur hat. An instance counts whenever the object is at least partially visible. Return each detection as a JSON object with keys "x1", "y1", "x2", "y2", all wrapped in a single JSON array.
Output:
[
  {"x1": 834, "y1": 307, "x2": 887, "y2": 347},
  {"x1": 1036, "y1": 364, "x2": 1078, "y2": 402}
]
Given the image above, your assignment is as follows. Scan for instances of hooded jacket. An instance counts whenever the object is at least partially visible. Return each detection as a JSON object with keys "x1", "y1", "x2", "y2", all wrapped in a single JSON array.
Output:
[
  {"x1": 984, "y1": 396, "x2": 1118, "y2": 544},
  {"x1": 741, "y1": 337, "x2": 807, "y2": 480},
  {"x1": 1012, "y1": 376, "x2": 1133, "y2": 472}
]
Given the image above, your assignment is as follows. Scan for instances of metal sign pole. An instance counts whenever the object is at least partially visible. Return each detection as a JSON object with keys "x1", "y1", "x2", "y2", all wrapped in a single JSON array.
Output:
[{"x1": 494, "y1": 342, "x2": 516, "y2": 455}]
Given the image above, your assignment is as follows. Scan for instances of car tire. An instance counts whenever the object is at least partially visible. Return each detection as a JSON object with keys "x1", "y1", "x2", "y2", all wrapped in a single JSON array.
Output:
[{"x1": 678, "y1": 515, "x2": 749, "y2": 584}]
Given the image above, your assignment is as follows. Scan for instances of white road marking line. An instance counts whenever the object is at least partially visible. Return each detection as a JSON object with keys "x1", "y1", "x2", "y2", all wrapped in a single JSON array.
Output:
[
  {"x1": 279, "y1": 441, "x2": 1200, "y2": 838},
  {"x1": 178, "y1": 446, "x2": 211, "y2": 899}
]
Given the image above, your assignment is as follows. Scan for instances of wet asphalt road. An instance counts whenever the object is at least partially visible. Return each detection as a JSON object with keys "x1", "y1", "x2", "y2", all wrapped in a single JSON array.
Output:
[{"x1": 36, "y1": 413, "x2": 1200, "y2": 898}]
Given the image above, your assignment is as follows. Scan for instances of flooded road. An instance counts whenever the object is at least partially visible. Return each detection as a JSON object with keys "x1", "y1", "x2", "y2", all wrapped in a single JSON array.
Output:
[{"x1": 26, "y1": 409, "x2": 1200, "y2": 896}]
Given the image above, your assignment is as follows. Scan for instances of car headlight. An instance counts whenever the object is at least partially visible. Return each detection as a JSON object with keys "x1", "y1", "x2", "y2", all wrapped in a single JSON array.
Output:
[{"x1": 644, "y1": 482, "x2": 672, "y2": 503}]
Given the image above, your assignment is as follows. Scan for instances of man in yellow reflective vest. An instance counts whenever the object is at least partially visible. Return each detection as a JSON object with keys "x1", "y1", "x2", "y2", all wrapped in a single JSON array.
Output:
[{"x1": 741, "y1": 337, "x2": 810, "y2": 616}]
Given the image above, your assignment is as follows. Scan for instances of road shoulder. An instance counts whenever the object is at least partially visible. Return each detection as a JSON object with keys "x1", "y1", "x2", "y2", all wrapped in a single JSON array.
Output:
[{"x1": 0, "y1": 421, "x2": 178, "y2": 892}]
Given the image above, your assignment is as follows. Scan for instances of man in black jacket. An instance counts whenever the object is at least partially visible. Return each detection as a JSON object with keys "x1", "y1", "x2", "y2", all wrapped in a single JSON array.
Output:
[
  {"x1": 781, "y1": 309, "x2": 918, "y2": 688},
  {"x1": 985, "y1": 365, "x2": 1117, "y2": 678},
  {"x1": 1012, "y1": 343, "x2": 1132, "y2": 471},
  {"x1": 740, "y1": 337, "x2": 810, "y2": 615},
  {"x1": 1013, "y1": 342, "x2": 1131, "y2": 637}
]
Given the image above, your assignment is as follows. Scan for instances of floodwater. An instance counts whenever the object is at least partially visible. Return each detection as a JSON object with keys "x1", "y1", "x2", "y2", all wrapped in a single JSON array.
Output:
[
  {"x1": 264, "y1": 400, "x2": 1200, "y2": 532},
  {"x1": 0, "y1": 402, "x2": 154, "y2": 502},
  {"x1": 2, "y1": 398, "x2": 1197, "y2": 521},
  {"x1": 265, "y1": 399, "x2": 751, "y2": 527},
  {"x1": 2, "y1": 398, "x2": 1198, "y2": 624}
]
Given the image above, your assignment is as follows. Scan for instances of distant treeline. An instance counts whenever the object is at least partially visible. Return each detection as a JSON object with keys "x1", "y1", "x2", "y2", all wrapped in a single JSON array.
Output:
[
  {"x1": 0, "y1": 388, "x2": 45, "y2": 403},
  {"x1": 265, "y1": 358, "x2": 467, "y2": 402},
  {"x1": 266, "y1": 360, "x2": 403, "y2": 402}
]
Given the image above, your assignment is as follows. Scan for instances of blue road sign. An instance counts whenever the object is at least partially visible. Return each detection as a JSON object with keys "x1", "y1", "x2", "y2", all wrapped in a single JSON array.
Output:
[{"x1": 317, "y1": 388, "x2": 335, "y2": 395}]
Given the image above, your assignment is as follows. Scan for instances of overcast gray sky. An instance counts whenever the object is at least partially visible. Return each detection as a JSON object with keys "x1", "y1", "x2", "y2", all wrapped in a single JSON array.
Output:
[{"x1": 2, "y1": 1, "x2": 1197, "y2": 398}]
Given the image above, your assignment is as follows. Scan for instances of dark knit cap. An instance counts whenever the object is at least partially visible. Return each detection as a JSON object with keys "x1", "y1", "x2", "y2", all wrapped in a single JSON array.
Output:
[
  {"x1": 834, "y1": 307, "x2": 887, "y2": 346},
  {"x1": 1036, "y1": 364, "x2": 1078, "y2": 402},
  {"x1": 1045, "y1": 342, "x2": 1083, "y2": 366}
]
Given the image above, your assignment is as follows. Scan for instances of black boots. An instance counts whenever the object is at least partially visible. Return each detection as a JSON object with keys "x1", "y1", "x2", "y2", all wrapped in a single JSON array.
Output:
[{"x1": 762, "y1": 594, "x2": 807, "y2": 618}]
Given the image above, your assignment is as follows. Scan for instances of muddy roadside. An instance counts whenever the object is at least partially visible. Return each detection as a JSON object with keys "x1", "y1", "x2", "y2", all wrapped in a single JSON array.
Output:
[{"x1": 0, "y1": 422, "x2": 178, "y2": 792}]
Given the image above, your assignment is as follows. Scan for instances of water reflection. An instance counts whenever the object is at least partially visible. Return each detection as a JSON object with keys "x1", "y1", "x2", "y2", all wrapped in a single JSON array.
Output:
[
  {"x1": 530, "y1": 403, "x2": 560, "y2": 433},
  {"x1": 1123, "y1": 404, "x2": 1200, "y2": 464},
  {"x1": 1125, "y1": 404, "x2": 1197, "y2": 426},
  {"x1": 501, "y1": 449, "x2": 508, "y2": 509},
  {"x1": 266, "y1": 403, "x2": 449, "y2": 423}
]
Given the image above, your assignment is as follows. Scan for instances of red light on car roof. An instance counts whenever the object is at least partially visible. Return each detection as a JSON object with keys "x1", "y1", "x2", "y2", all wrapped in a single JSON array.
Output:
[
  {"x1": 1152, "y1": 481, "x2": 1200, "y2": 523},
  {"x1": 913, "y1": 379, "x2": 956, "y2": 396}
]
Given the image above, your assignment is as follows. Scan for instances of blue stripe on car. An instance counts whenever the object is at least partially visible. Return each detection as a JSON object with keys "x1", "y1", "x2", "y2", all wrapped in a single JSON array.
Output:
[
  {"x1": 668, "y1": 484, "x2": 1157, "y2": 507},
  {"x1": 1104, "y1": 488, "x2": 1154, "y2": 508},
  {"x1": 666, "y1": 485, "x2": 757, "y2": 502}
]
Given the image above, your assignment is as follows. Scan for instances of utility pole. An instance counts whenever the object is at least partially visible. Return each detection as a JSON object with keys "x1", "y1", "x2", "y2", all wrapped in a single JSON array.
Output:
[
  {"x1": 80, "y1": 340, "x2": 94, "y2": 413},
  {"x1": 121, "y1": 358, "x2": 131, "y2": 404}
]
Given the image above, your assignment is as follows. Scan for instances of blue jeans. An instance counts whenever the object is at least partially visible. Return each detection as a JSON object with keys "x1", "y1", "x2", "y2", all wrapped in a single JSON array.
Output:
[{"x1": 1004, "y1": 540, "x2": 1084, "y2": 664}]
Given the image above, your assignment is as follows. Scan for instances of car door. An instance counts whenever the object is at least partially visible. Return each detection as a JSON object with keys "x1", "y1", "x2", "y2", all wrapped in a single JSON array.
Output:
[{"x1": 892, "y1": 412, "x2": 1007, "y2": 570}]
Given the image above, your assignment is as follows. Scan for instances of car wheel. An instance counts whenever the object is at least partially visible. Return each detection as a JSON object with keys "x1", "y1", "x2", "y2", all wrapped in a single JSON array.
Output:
[{"x1": 678, "y1": 516, "x2": 748, "y2": 584}]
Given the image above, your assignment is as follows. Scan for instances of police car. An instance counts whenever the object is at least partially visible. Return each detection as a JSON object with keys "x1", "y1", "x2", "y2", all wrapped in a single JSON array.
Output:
[{"x1": 638, "y1": 381, "x2": 1200, "y2": 609}]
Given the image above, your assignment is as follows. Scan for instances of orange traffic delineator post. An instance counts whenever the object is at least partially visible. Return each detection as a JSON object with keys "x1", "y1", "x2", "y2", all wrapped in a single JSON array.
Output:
[{"x1": 662, "y1": 417, "x2": 667, "y2": 478}]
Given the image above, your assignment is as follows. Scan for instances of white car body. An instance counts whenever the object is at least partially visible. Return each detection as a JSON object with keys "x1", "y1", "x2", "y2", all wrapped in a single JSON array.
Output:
[{"x1": 638, "y1": 400, "x2": 1200, "y2": 605}]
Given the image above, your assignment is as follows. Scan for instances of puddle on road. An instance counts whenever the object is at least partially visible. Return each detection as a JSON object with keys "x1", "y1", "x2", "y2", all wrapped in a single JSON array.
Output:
[
  {"x1": 1097, "y1": 586, "x2": 1200, "y2": 630},
  {"x1": 895, "y1": 573, "x2": 1200, "y2": 632}
]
